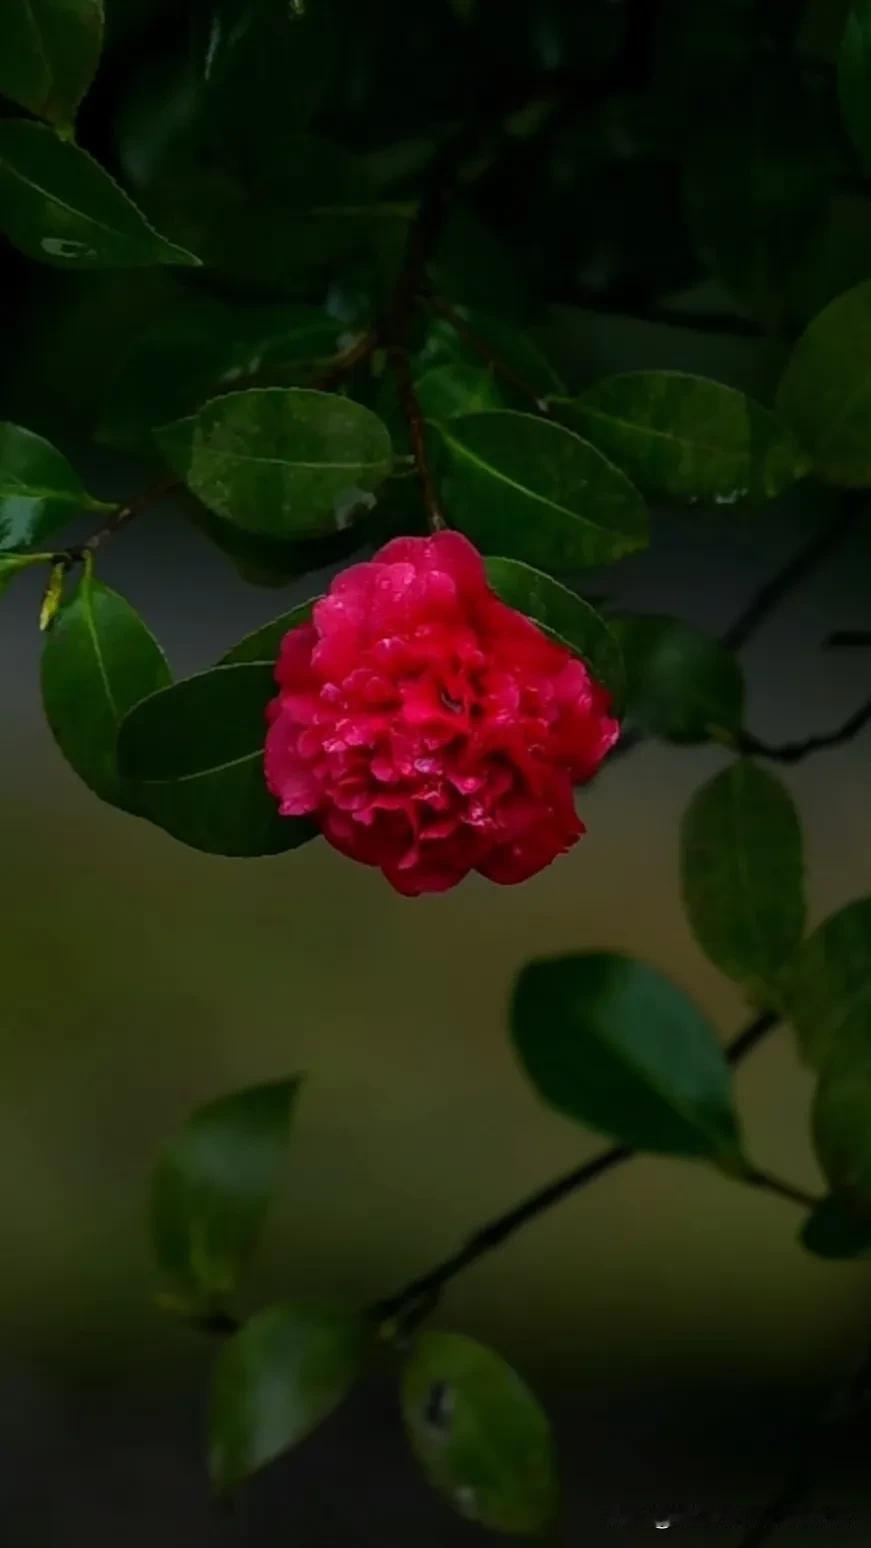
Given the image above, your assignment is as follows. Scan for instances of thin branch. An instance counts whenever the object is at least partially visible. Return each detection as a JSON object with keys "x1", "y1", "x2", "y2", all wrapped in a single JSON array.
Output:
[
  {"x1": 388, "y1": 345, "x2": 446, "y2": 532},
  {"x1": 739, "y1": 696, "x2": 871, "y2": 764},
  {"x1": 742, "y1": 1167, "x2": 818, "y2": 1211},
  {"x1": 374, "y1": 1009, "x2": 781, "y2": 1327},
  {"x1": 312, "y1": 329, "x2": 378, "y2": 392},
  {"x1": 826, "y1": 630, "x2": 871, "y2": 649},
  {"x1": 722, "y1": 505, "x2": 861, "y2": 652},
  {"x1": 422, "y1": 293, "x2": 552, "y2": 413},
  {"x1": 60, "y1": 477, "x2": 180, "y2": 566}
]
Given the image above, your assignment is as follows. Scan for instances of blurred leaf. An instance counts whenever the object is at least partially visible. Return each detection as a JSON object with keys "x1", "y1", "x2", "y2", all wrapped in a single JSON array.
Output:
[
  {"x1": 787, "y1": 193, "x2": 871, "y2": 328},
  {"x1": 433, "y1": 412, "x2": 647, "y2": 573},
  {"x1": 786, "y1": 897, "x2": 871, "y2": 1068},
  {"x1": 812, "y1": 1034, "x2": 871, "y2": 1212},
  {"x1": 152, "y1": 1077, "x2": 301, "y2": 1309},
  {"x1": 801, "y1": 1193, "x2": 871, "y2": 1258},
  {"x1": 555, "y1": 374, "x2": 807, "y2": 505},
  {"x1": 681, "y1": 762, "x2": 806, "y2": 997},
  {"x1": 220, "y1": 600, "x2": 317, "y2": 666},
  {"x1": 484, "y1": 557, "x2": 624, "y2": 707},
  {"x1": 840, "y1": 0, "x2": 871, "y2": 172},
  {"x1": 0, "y1": 421, "x2": 110, "y2": 550},
  {"x1": 101, "y1": 301, "x2": 345, "y2": 453},
  {"x1": 168, "y1": 388, "x2": 392, "y2": 542},
  {"x1": 420, "y1": 310, "x2": 564, "y2": 398},
  {"x1": 799, "y1": 0, "x2": 855, "y2": 59},
  {"x1": 511, "y1": 952, "x2": 743, "y2": 1160},
  {"x1": 117, "y1": 663, "x2": 317, "y2": 855},
  {"x1": 777, "y1": 281, "x2": 871, "y2": 486},
  {"x1": 400, "y1": 1332, "x2": 557, "y2": 1536},
  {"x1": 609, "y1": 613, "x2": 744, "y2": 743},
  {"x1": 416, "y1": 365, "x2": 503, "y2": 421},
  {"x1": 0, "y1": 0, "x2": 103, "y2": 129},
  {"x1": 41, "y1": 564, "x2": 171, "y2": 808},
  {"x1": 210, "y1": 1301, "x2": 367, "y2": 1491},
  {"x1": 0, "y1": 121, "x2": 200, "y2": 269}
]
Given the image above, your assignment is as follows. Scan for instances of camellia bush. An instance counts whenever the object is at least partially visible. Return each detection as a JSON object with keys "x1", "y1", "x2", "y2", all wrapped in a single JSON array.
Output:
[{"x1": 3, "y1": 0, "x2": 871, "y2": 1539}]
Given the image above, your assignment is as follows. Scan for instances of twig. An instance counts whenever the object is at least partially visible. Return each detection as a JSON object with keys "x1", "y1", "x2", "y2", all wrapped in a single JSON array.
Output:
[
  {"x1": 60, "y1": 477, "x2": 180, "y2": 566},
  {"x1": 738, "y1": 697, "x2": 871, "y2": 764},
  {"x1": 312, "y1": 330, "x2": 378, "y2": 392},
  {"x1": 373, "y1": 1009, "x2": 782, "y2": 1327},
  {"x1": 388, "y1": 345, "x2": 446, "y2": 532},
  {"x1": 422, "y1": 293, "x2": 553, "y2": 413},
  {"x1": 826, "y1": 630, "x2": 871, "y2": 649},
  {"x1": 741, "y1": 1167, "x2": 818, "y2": 1211},
  {"x1": 722, "y1": 505, "x2": 861, "y2": 652}
]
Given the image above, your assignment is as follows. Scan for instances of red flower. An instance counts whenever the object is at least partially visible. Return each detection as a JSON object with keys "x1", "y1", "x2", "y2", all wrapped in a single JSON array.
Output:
[{"x1": 265, "y1": 533, "x2": 619, "y2": 895}]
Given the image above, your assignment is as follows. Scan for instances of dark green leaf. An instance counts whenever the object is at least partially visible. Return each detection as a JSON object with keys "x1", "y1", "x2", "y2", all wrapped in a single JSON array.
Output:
[
  {"x1": 41, "y1": 564, "x2": 171, "y2": 807},
  {"x1": 152, "y1": 1077, "x2": 301, "y2": 1309},
  {"x1": 840, "y1": 1, "x2": 871, "y2": 172},
  {"x1": 812, "y1": 1033, "x2": 871, "y2": 1212},
  {"x1": 210, "y1": 1301, "x2": 368, "y2": 1491},
  {"x1": 433, "y1": 412, "x2": 647, "y2": 573},
  {"x1": 400, "y1": 1332, "x2": 557, "y2": 1536},
  {"x1": 609, "y1": 613, "x2": 744, "y2": 743},
  {"x1": 117, "y1": 663, "x2": 317, "y2": 856},
  {"x1": 555, "y1": 374, "x2": 807, "y2": 505},
  {"x1": 801, "y1": 1193, "x2": 871, "y2": 1258},
  {"x1": 420, "y1": 309, "x2": 564, "y2": 399},
  {"x1": 170, "y1": 388, "x2": 392, "y2": 541},
  {"x1": 0, "y1": 0, "x2": 103, "y2": 129},
  {"x1": 786, "y1": 897, "x2": 871, "y2": 1068},
  {"x1": 0, "y1": 421, "x2": 110, "y2": 550},
  {"x1": 681, "y1": 762, "x2": 806, "y2": 996},
  {"x1": 777, "y1": 281, "x2": 871, "y2": 486},
  {"x1": 220, "y1": 600, "x2": 317, "y2": 666},
  {"x1": 511, "y1": 953, "x2": 743, "y2": 1160},
  {"x1": 484, "y1": 557, "x2": 624, "y2": 706},
  {"x1": 415, "y1": 364, "x2": 503, "y2": 421},
  {"x1": 0, "y1": 121, "x2": 200, "y2": 269}
]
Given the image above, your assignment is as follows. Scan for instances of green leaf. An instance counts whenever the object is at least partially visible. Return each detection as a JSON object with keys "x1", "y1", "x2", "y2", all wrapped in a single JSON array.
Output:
[
  {"x1": 786, "y1": 897, "x2": 871, "y2": 1068},
  {"x1": 777, "y1": 281, "x2": 871, "y2": 486},
  {"x1": 0, "y1": 0, "x2": 103, "y2": 129},
  {"x1": 432, "y1": 412, "x2": 648, "y2": 573},
  {"x1": 555, "y1": 374, "x2": 808, "y2": 506},
  {"x1": 812, "y1": 1034, "x2": 871, "y2": 1212},
  {"x1": 801, "y1": 1193, "x2": 871, "y2": 1258},
  {"x1": 484, "y1": 557, "x2": 624, "y2": 707},
  {"x1": 0, "y1": 421, "x2": 110, "y2": 550},
  {"x1": 152, "y1": 1077, "x2": 301, "y2": 1309},
  {"x1": 0, "y1": 121, "x2": 200, "y2": 269},
  {"x1": 117, "y1": 663, "x2": 317, "y2": 856},
  {"x1": 220, "y1": 600, "x2": 317, "y2": 666},
  {"x1": 840, "y1": 1, "x2": 871, "y2": 172},
  {"x1": 41, "y1": 565, "x2": 171, "y2": 807},
  {"x1": 170, "y1": 388, "x2": 392, "y2": 541},
  {"x1": 609, "y1": 613, "x2": 744, "y2": 743},
  {"x1": 420, "y1": 309, "x2": 564, "y2": 398},
  {"x1": 511, "y1": 952, "x2": 743, "y2": 1160},
  {"x1": 415, "y1": 364, "x2": 504, "y2": 421},
  {"x1": 210, "y1": 1301, "x2": 368, "y2": 1492},
  {"x1": 681, "y1": 762, "x2": 806, "y2": 997},
  {"x1": 400, "y1": 1332, "x2": 557, "y2": 1536}
]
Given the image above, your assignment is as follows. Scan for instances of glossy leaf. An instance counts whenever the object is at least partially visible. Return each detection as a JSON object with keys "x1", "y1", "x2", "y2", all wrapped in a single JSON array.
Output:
[
  {"x1": 484, "y1": 557, "x2": 624, "y2": 706},
  {"x1": 786, "y1": 897, "x2": 871, "y2": 1068},
  {"x1": 0, "y1": 0, "x2": 103, "y2": 128},
  {"x1": 220, "y1": 600, "x2": 317, "y2": 666},
  {"x1": 812, "y1": 1035, "x2": 871, "y2": 1211},
  {"x1": 556, "y1": 374, "x2": 807, "y2": 505},
  {"x1": 511, "y1": 952, "x2": 743, "y2": 1160},
  {"x1": 681, "y1": 762, "x2": 806, "y2": 996},
  {"x1": 433, "y1": 412, "x2": 648, "y2": 573},
  {"x1": 0, "y1": 121, "x2": 200, "y2": 269},
  {"x1": 415, "y1": 364, "x2": 503, "y2": 421},
  {"x1": 117, "y1": 663, "x2": 317, "y2": 856},
  {"x1": 840, "y1": 1, "x2": 871, "y2": 173},
  {"x1": 400, "y1": 1332, "x2": 557, "y2": 1536},
  {"x1": 609, "y1": 613, "x2": 744, "y2": 743},
  {"x1": 170, "y1": 388, "x2": 392, "y2": 541},
  {"x1": 41, "y1": 566, "x2": 171, "y2": 807},
  {"x1": 152, "y1": 1077, "x2": 301, "y2": 1308},
  {"x1": 0, "y1": 422, "x2": 110, "y2": 550},
  {"x1": 210, "y1": 1301, "x2": 367, "y2": 1491},
  {"x1": 777, "y1": 281, "x2": 871, "y2": 485},
  {"x1": 801, "y1": 1193, "x2": 871, "y2": 1259}
]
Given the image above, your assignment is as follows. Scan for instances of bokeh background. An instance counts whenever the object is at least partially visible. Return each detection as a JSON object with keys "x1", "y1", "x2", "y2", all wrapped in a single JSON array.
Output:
[{"x1": 1, "y1": 422, "x2": 869, "y2": 1545}]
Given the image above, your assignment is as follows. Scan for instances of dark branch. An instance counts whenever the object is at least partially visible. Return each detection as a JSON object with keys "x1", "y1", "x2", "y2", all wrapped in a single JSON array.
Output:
[
  {"x1": 61, "y1": 477, "x2": 180, "y2": 567},
  {"x1": 826, "y1": 630, "x2": 871, "y2": 649},
  {"x1": 388, "y1": 345, "x2": 446, "y2": 533},
  {"x1": 422, "y1": 293, "x2": 553, "y2": 413},
  {"x1": 722, "y1": 504, "x2": 861, "y2": 652},
  {"x1": 739, "y1": 696, "x2": 871, "y2": 764}
]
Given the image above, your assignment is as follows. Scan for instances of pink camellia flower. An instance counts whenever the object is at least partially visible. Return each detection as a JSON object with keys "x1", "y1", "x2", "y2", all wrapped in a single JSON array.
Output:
[{"x1": 264, "y1": 532, "x2": 619, "y2": 896}]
